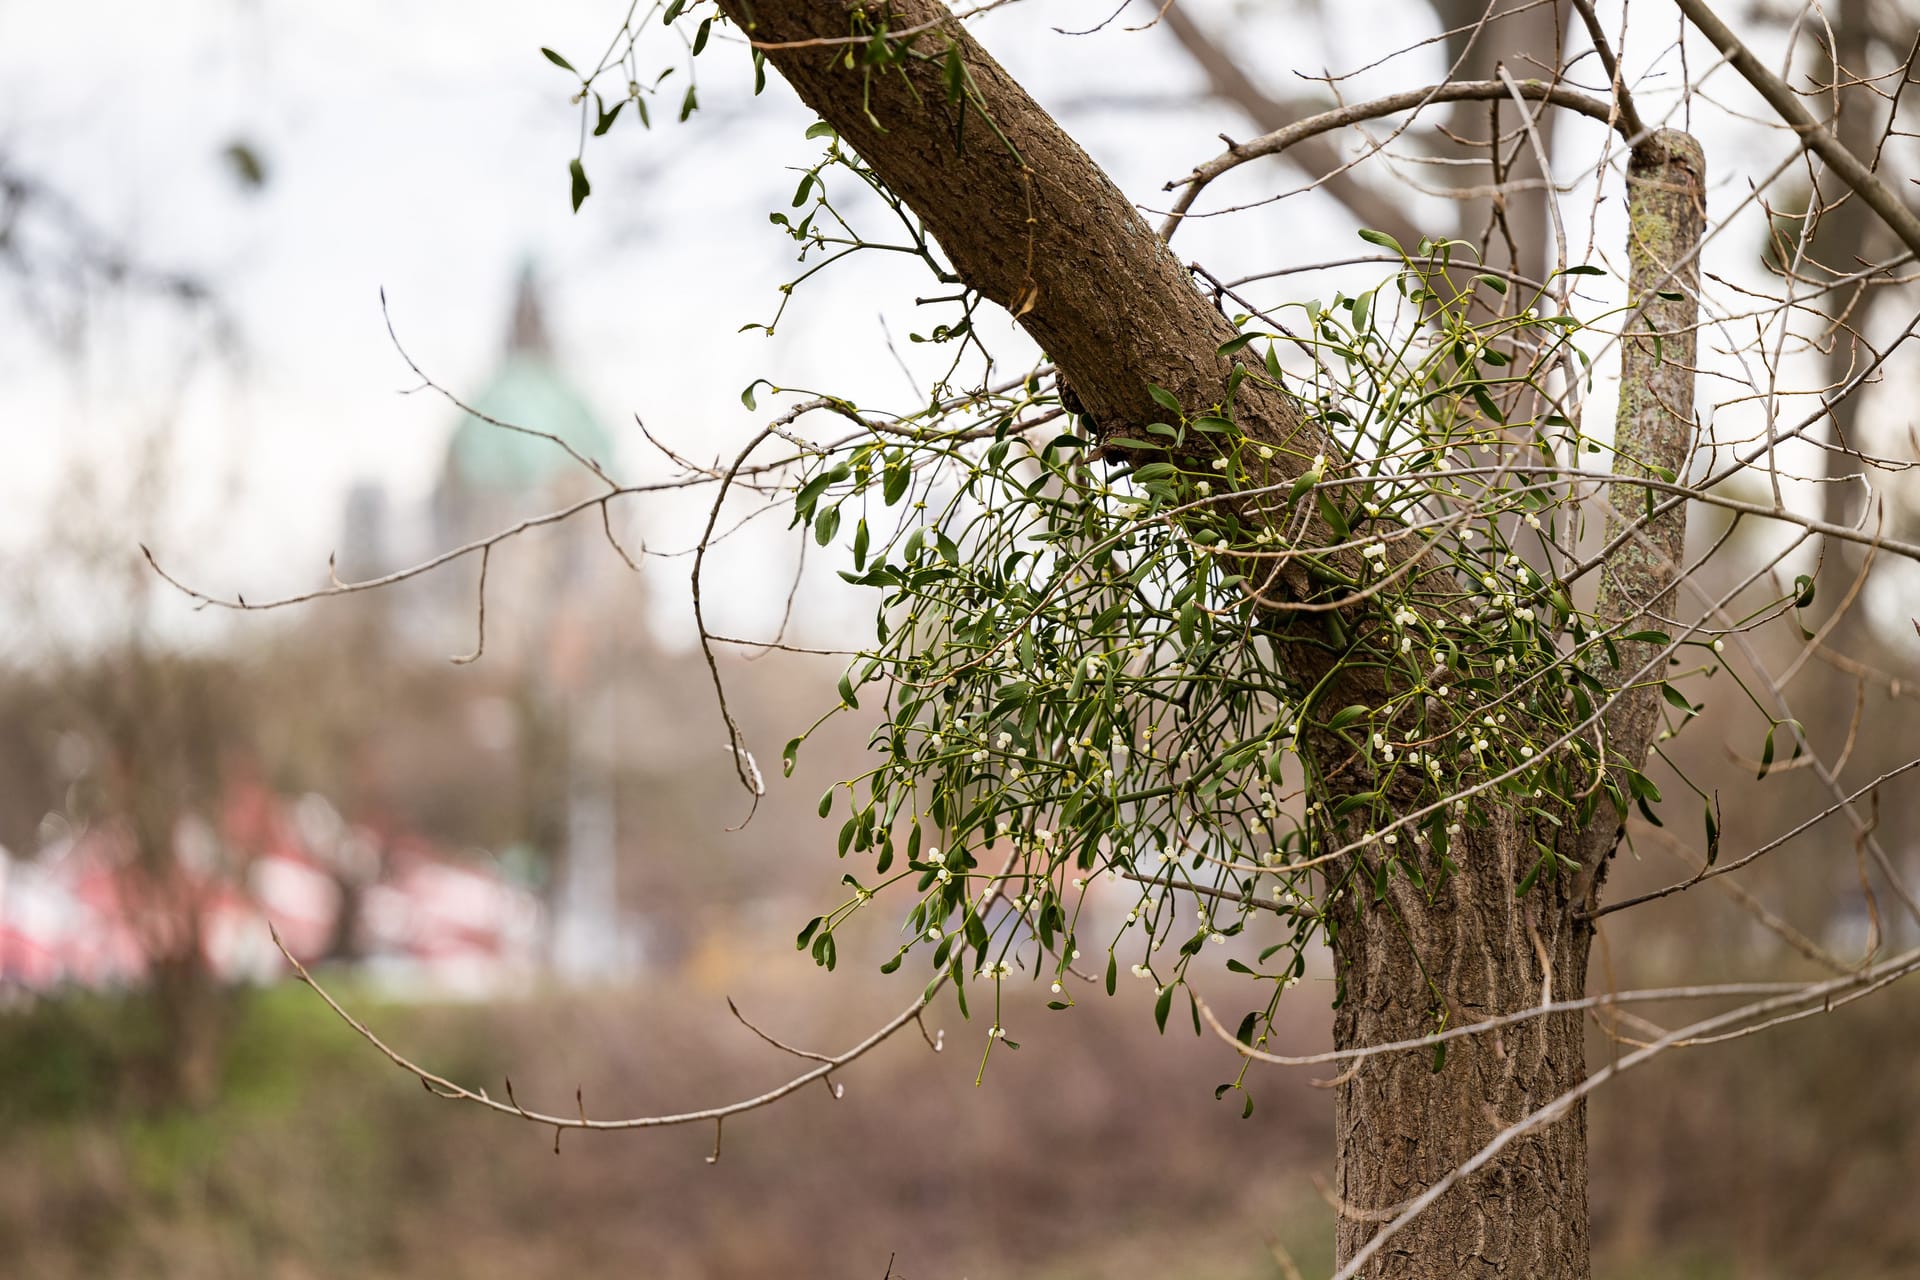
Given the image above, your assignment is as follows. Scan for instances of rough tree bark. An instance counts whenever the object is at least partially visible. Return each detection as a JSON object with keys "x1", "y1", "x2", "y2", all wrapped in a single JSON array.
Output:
[
  {"x1": 724, "y1": 4, "x2": 1702, "y2": 1275},
  {"x1": 1331, "y1": 130, "x2": 1702, "y2": 1278}
]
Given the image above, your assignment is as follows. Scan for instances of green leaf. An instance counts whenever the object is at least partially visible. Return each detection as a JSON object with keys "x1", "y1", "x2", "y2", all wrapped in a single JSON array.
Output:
[
  {"x1": 794, "y1": 471, "x2": 835, "y2": 518},
  {"x1": 818, "y1": 788, "x2": 834, "y2": 818},
  {"x1": 882, "y1": 461, "x2": 911, "y2": 506},
  {"x1": 691, "y1": 16, "x2": 712, "y2": 55},
  {"x1": 813, "y1": 503, "x2": 841, "y2": 546},
  {"x1": 1793, "y1": 574, "x2": 1816, "y2": 609},
  {"x1": 540, "y1": 47, "x2": 577, "y2": 72},
  {"x1": 1314, "y1": 490, "x2": 1349, "y2": 541},
  {"x1": 568, "y1": 157, "x2": 590, "y2": 213},
  {"x1": 1357, "y1": 228, "x2": 1403, "y2": 254},
  {"x1": 782, "y1": 736, "x2": 802, "y2": 778},
  {"x1": 1153, "y1": 985, "x2": 1173, "y2": 1034},
  {"x1": 1474, "y1": 273, "x2": 1509, "y2": 295},
  {"x1": 1216, "y1": 333, "x2": 1258, "y2": 357},
  {"x1": 1326, "y1": 704, "x2": 1370, "y2": 732},
  {"x1": 943, "y1": 46, "x2": 965, "y2": 103},
  {"x1": 1756, "y1": 720, "x2": 1802, "y2": 779},
  {"x1": 1330, "y1": 790, "x2": 1381, "y2": 818},
  {"x1": 1562, "y1": 263, "x2": 1607, "y2": 276},
  {"x1": 1704, "y1": 795, "x2": 1721, "y2": 865},
  {"x1": 679, "y1": 84, "x2": 698, "y2": 122},
  {"x1": 805, "y1": 120, "x2": 838, "y2": 140},
  {"x1": 593, "y1": 97, "x2": 626, "y2": 136},
  {"x1": 795, "y1": 917, "x2": 823, "y2": 950},
  {"x1": 1147, "y1": 384, "x2": 1181, "y2": 413}
]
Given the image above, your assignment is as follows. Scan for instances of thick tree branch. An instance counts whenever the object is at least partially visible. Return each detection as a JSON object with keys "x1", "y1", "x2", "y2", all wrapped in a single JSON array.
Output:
[
  {"x1": 1673, "y1": 0, "x2": 1920, "y2": 259},
  {"x1": 1570, "y1": 0, "x2": 1648, "y2": 142},
  {"x1": 720, "y1": 0, "x2": 1359, "y2": 622},
  {"x1": 721, "y1": 0, "x2": 1311, "y2": 446}
]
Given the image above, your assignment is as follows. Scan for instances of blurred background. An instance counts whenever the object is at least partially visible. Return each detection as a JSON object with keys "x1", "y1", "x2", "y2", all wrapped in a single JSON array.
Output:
[{"x1": 2, "y1": 1, "x2": 1917, "y2": 1277}]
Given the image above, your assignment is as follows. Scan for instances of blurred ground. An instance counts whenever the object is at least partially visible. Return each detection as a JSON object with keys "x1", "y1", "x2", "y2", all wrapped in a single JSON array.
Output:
[{"x1": 1, "y1": 953, "x2": 1916, "y2": 1279}]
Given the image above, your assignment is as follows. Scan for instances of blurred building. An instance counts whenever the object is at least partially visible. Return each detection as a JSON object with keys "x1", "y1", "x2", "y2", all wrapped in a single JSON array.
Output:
[
  {"x1": 341, "y1": 263, "x2": 647, "y2": 985},
  {"x1": 0, "y1": 267, "x2": 659, "y2": 1001},
  {"x1": 0, "y1": 778, "x2": 543, "y2": 1000}
]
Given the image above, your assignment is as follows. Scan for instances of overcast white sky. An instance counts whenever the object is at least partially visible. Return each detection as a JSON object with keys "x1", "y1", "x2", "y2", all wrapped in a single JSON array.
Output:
[{"x1": 1, "y1": 0, "x2": 1902, "y2": 652}]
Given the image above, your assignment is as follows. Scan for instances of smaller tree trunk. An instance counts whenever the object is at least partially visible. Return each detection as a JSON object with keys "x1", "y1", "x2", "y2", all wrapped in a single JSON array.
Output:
[{"x1": 1331, "y1": 131, "x2": 1704, "y2": 1279}]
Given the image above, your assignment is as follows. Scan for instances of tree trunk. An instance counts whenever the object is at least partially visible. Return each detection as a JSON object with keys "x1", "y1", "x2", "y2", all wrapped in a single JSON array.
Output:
[
  {"x1": 731, "y1": 6, "x2": 1701, "y2": 1274},
  {"x1": 1331, "y1": 821, "x2": 1593, "y2": 1276},
  {"x1": 1331, "y1": 128, "x2": 1702, "y2": 1280},
  {"x1": 1813, "y1": 0, "x2": 1890, "y2": 537}
]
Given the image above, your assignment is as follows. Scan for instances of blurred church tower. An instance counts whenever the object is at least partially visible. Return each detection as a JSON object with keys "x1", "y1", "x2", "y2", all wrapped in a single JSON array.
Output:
[{"x1": 342, "y1": 262, "x2": 645, "y2": 983}]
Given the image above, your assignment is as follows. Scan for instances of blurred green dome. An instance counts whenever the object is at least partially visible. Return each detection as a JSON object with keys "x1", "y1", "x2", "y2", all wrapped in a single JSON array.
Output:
[{"x1": 445, "y1": 267, "x2": 613, "y2": 490}]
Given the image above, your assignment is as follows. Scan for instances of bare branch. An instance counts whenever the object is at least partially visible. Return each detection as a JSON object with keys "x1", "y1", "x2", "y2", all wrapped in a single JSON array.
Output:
[
  {"x1": 269, "y1": 923, "x2": 942, "y2": 1139},
  {"x1": 1584, "y1": 758, "x2": 1920, "y2": 918},
  {"x1": 1157, "y1": 3, "x2": 1430, "y2": 249},
  {"x1": 1673, "y1": 0, "x2": 1920, "y2": 258},
  {"x1": 1161, "y1": 78, "x2": 1627, "y2": 239}
]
